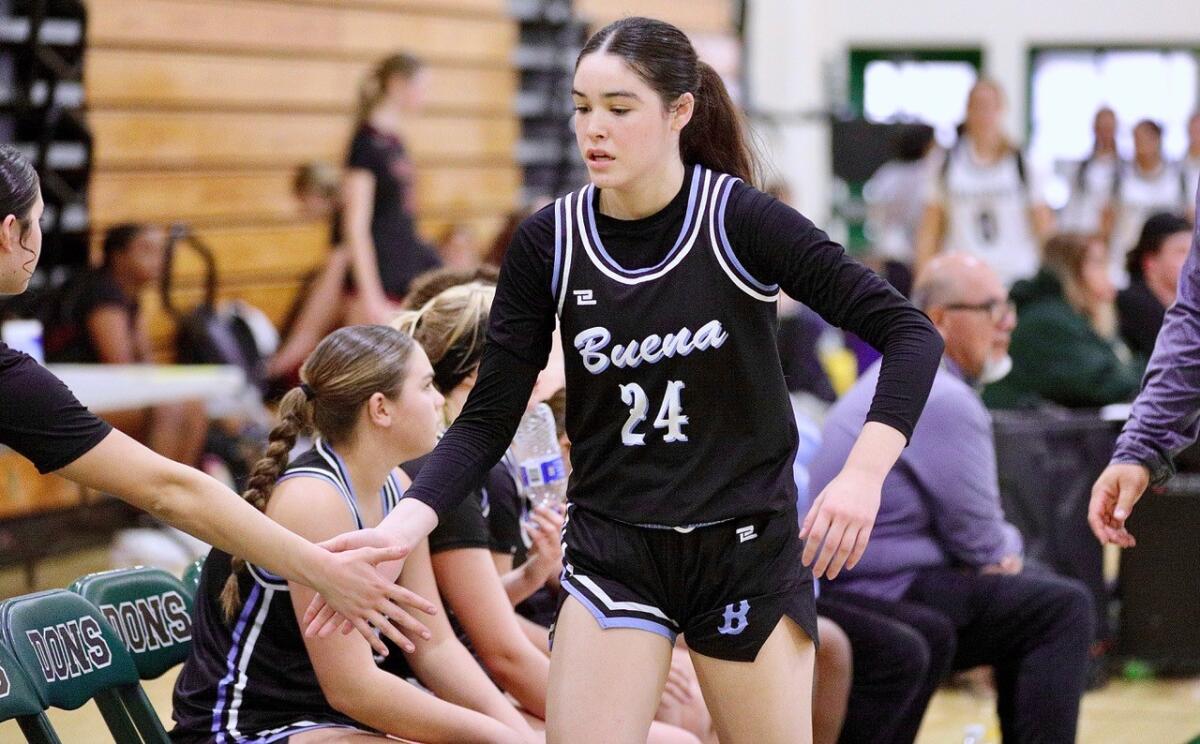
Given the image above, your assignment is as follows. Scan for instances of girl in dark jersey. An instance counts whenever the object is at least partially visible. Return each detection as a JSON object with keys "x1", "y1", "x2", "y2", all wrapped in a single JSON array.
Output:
[
  {"x1": 172, "y1": 325, "x2": 536, "y2": 744},
  {"x1": 395, "y1": 282, "x2": 701, "y2": 743},
  {"x1": 308, "y1": 18, "x2": 943, "y2": 744},
  {"x1": 0, "y1": 145, "x2": 432, "y2": 655},
  {"x1": 344, "y1": 53, "x2": 442, "y2": 322}
]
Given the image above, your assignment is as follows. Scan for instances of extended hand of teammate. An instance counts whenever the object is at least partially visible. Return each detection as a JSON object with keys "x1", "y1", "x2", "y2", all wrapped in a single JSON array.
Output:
[
  {"x1": 800, "y1": 468, "x2": 883, "y2": 580},
  {"x1": 305, "y1": 526, "x2": 438, "y2": 656},
  {"x1": 1088, "y1": 462, "x2": 1151, "y2": 548}
]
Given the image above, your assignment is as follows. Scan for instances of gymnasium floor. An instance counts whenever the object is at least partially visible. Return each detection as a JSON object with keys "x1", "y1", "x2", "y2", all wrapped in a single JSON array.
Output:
[{"x1": 3, "y1": 548, "x2": 1199, "y2": 743}]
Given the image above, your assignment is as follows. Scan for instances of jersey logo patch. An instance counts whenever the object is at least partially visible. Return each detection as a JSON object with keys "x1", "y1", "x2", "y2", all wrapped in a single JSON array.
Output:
[
  {"x1": 717, "y1": 600, "x2": 750, "y2": 636},
  {"x1": 573, "y1": 289, "x2": 597, "y2": 306},
  {"x1": 736, "y1": 525, "x2": 757, "y2": 543}
]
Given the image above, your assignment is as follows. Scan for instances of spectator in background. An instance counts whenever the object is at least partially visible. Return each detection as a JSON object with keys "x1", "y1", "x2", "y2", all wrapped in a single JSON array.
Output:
[
  {"x1": 812, "y1": 253, "x2": 1094, "y2": 744},
  {"x1": 915, "y1": 79, "x2": 1055, "y2": 287},
  {"x1": 1118, "y1": 212, "x2": 1193, "y2": 363},
  {"x1": 486, "y1": 195, "x2": 552, "y2": 267},
  {"x1": 864, "y1": 123, "x2": 938, "y2": 292},
  {"x1": 793, "y1": 400, "x2": 951, "y2": 744},
  {"x1": 266, "y1": 162, "x2": 350, "y2": 383},
  {"x1": 1110, "y1": 120, "x2": 1188, "y2": 286},
  {"x1": 42, "y1": 223, "x2": 207, "y2": 468},
  {"x1": 1184, "y1": 111, "x2": 1200, "y2": 219},
  {"x1": 985, "y1": 233, "x2": 1141, "y2": 409},
  {"x1": 344, "y1": 52, "x2": 441, "y2": 321},
  {"x1": 1060, "y1": 107, "x2": 1122, "y2": 239},
  {"x1": 437, "y1": 222, "x2": 483, "y2": 270}
]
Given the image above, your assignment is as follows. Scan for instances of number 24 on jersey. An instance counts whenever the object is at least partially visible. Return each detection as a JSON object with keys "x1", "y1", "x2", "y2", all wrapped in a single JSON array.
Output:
[{"x1": 620, "y1": 381, "x2": 688, "y2": 446}]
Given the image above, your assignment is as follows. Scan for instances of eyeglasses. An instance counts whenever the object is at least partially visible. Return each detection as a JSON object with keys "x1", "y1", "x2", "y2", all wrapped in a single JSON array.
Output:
[{"x1": 943, "y1": 299, "x2": 1016, "y2": 324}]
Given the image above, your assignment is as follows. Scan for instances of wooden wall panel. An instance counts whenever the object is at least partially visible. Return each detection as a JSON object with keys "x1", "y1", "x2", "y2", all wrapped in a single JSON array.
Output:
[
  {"x1": 83, "y1": 0, "x2": 521, "y2": 358},
  {"x1": 87, "y1": 51, "x2": 515, "y2": 114},
  {"x1": 574, "y1": 0, "x2": 734, "y2": 35},
  {"x1": 88, "y1": 0, "x2": 514, "y2": 64},
  {"x1": 90, "y1": 166, "x2": 520, "y2": 226},
  {"x1": 90, "y1": 111, "x2": 517, "y2": 169}
]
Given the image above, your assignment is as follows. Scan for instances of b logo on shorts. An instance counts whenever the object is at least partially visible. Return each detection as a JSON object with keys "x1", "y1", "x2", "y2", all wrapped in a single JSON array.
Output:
[{"x1": 717, "y1": 600, "x2": 750, "y2": 636}]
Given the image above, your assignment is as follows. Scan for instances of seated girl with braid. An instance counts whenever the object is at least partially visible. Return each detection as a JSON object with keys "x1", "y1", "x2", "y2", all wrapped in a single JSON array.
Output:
[{"x1": 171, "y1": 324, "x2": 538, "y2": 744}]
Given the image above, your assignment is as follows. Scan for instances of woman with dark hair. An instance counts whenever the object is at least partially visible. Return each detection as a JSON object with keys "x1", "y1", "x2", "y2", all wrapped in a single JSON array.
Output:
[
  {"x1": 1061, "y1": 107, "x2": 1122, "y2": 238},
  {"x1": 1110, "y1": 120, "x2": 1189, "y2": 285},
  {"x1": 309, "y1": 18, "x2": 943, "y2": 743},
  {"x1": 1118, "y1": 212, "x2": 1194, "y2": 361},
  {"x1": 42, "y1": 222, "x2": 208, "y2": 468},
  {"x1": 0, "y1": 144, "x2": 434, "y2": 654},
  {"x1": 985, "y1": 233, "x2": 1142, "y2": 409},
  {"x1": 344, "y1": 53, "x2": 441, "y2": 321}
]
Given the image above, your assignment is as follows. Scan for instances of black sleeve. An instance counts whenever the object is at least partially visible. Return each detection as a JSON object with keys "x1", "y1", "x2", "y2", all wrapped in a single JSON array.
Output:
[
  {"x1": 346, "y1": 128, "x2": 383, "y2": 173},
  {"x1": 0, "y1": 345, "x2": 113, "y2": 473},
  {"x1": 402, "y1": 210, "x2": 557, "y2": 518},
  {"x1": 485, "y1": 464, "x2": 527, "y2": 562},
  {"x1": 727, "y1": 183, "x2": 944, "y2": 442},
  {"x1": 428, "y1": 491, "x2": 492, "y2": 554}
]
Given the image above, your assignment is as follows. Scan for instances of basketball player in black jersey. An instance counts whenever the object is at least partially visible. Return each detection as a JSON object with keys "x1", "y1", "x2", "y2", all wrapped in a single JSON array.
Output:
[
  {"x1": 172, "y1": 325, "x2": 536, "y2": 744},
  {"x1": 395, "y1": 281, "x2": 703, "y2": 743},
  {"x1": 307, "y1": 18, "x2": 943, "y2": 743}
]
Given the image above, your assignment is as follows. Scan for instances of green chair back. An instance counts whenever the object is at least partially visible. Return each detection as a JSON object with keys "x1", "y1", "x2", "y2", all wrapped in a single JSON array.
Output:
[
  {"x1": 71, "y1": 567, "x2": 194, "y2": 680},
  {"x1": 0, "y1": 641, "x2": 61, "y2": 744},
  {"x1": 0, "y1": 589, "x2": 169, "y2": 743},
  {"x1": 182, "y1": 558, "x2": 204, "y2": 597}
]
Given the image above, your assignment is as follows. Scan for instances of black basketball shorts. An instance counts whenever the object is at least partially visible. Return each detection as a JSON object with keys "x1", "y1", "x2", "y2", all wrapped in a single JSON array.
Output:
[{"x1": 554, "y1": 504, "x2": 818, "y2": 662}]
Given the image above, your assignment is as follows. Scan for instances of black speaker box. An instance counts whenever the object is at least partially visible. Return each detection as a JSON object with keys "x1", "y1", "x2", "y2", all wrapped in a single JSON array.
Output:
[{"x1": 1117, "y1": 474, "x2": 1200, "y2": 672}]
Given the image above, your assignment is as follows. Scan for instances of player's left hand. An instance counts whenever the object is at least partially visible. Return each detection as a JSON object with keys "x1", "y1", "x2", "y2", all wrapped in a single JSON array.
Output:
[{"x1": 800, "y1": 467, "x2": 882, "y2": 580}]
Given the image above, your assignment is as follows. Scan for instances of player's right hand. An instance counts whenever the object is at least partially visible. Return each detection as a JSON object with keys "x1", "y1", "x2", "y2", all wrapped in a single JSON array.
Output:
[
  {"x1": 303, "y1": 526, "x2": 435, "y2": 656},
  {"x1": 801, "y1": 466, "x2": 882, "y2": 580},
  {"x1": 1088, "y1": 462, "x2": 1150, "y2": 548}
]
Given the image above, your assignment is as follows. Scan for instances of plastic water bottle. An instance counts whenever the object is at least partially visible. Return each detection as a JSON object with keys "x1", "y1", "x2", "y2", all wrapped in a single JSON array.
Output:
[
  {"x1": 962, "y1": 723, "x2": 986, "y2": 744},
  {"x1": 508, "y1": 403, "x2": 567, "y2": 510}
]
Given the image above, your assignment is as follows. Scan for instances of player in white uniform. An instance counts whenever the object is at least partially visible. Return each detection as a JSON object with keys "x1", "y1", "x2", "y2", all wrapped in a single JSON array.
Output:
[
  {"x1": 1060, "y1": 107, "x2": 1122, "y2": 238},
  {"x1": 915, "y1": 80, "x2": 1054, "y2": 287},
  {"x1": 1111, "y1": 120, "x2": 1188, "y2": 287}
]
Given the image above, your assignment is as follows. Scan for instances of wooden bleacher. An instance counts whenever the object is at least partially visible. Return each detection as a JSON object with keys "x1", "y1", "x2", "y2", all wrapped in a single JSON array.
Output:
[{"x1": 83, "y1": 0, "x2": 522, "y2": 356}]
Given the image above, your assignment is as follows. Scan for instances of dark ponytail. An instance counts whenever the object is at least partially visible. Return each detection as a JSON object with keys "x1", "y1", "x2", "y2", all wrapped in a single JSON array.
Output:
[{"x1": 577, "y1": 17, "x2": 758, "y2": 184}]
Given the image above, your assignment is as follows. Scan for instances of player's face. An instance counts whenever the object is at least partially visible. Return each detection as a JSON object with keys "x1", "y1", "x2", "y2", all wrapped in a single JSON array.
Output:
[
  {"x1": 965, "y1": 84, "x2": 1003, "y2": 136},
  {"x1": 126, "y1": 227, "x2": 167, "y2": 287},
  {"x1": 572, "y1": 53, "x2": 686, "y2": 190},
  {"x1": 0, "y1": 191, "x2": 43, "y2": 295},
  {"x1": 1094, "y1": 110, "x2": 1116, "y2": 145},
  {"x1": 391, "y1": 344, "x2": 444, "y2": 461},
  {"x1": 1133, "y1": 124, "x2": 1161, "y2": 161}
]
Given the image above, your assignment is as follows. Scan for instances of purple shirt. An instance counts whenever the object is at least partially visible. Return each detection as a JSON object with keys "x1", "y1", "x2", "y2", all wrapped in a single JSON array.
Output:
[
  {"x1": 807, "y1": 359, "x2": 1023, "y2": 600},
  {"x1": 1112, "y1": 189, "x2": 1200, "y2": 484}
]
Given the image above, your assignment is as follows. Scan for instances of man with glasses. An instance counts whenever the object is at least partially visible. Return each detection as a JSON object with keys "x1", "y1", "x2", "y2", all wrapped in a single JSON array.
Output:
[{"x1": 810, "y1": 253, "x2": 1094, "y2": 744}]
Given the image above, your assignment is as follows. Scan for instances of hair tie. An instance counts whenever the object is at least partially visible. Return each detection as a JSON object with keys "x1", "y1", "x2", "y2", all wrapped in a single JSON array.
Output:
[{"x1": 300, "y1": 382, "x2": 316, "y2": 401}]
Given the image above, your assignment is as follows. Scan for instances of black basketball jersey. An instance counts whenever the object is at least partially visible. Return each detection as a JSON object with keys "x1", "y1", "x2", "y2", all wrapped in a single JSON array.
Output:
[
  {"x1": 553, "y1": 165, "x2": 798, "y2": 527},
  {"x1": 171, "y1": 440, "x2": 403, "y2": 743}
]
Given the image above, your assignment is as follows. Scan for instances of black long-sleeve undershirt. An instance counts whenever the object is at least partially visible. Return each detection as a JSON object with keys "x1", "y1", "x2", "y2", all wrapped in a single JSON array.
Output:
[{"x1": 404, "y1": 175, "x2": 943, "y2": 519}]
